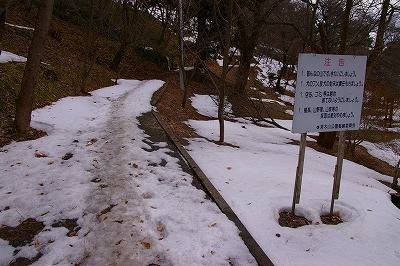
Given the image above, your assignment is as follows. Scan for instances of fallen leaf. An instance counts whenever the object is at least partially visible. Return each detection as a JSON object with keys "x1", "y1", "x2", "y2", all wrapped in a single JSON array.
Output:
[
  {"x1": 68, "y1": 231, "x2": 77, "y2": 237},
  {"x1": 142, "y1": 242, "x2": 151, "y2": 249},
  {"x1": 150, "y1": 206, "x2": 157, "y2": 209},
  {"x1": 132, "y1": 163, "x2": 139, "y2": 168},
  {"x1": 35, "y1": 240, "x2": 39, "y2": 248},
  {"x1": 35, "y1": 152, "x2": 48, "y2": 158},
  {"x1": 227, "y1": 166, "x2": 232, "y2": 170},
  {"x1": 210, "y1": 223, "x2": 217, "y2": 227},
  {"x1": 275, "y1": 233, "x2": 281, "y2": 237},
  {"x1": 157, "y1": 225, "x2": 164, "y2": 232},
  {"x1": 116, "y1": 240, "x2": 122, "y2": 245}
]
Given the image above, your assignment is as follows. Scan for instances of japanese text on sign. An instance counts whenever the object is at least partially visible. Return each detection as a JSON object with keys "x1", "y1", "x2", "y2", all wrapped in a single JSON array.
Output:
[{"x1": 292, "y1": 53, "x2": 367, "y2": 133}]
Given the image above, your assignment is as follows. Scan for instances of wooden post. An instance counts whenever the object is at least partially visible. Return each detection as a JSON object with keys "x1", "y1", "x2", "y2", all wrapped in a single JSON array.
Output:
[
  {"x1": 330, "y1": 131, "x2": 346, "y2": 216},
  {"x1": 292, "y1": 133, "x2": 307, "y2": 215}
]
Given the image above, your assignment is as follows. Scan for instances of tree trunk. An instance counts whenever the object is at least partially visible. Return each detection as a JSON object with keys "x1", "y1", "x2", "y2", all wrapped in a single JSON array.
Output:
[
  {"x1": 15, "y1": 0, "x2": 54, "y2": 133},
  {"x1": 110, "y1": 42, "x2": 127, "y2": 71},
  {"x1": 192, "y1": 1, "x2": 208, "y2": 82},
  {"x1": 392, "y1": 160, "x2": 400, "y2": 189},
  {"x1": 317, "y1": 0, "x2": 352, "y2": 150},
  {"x1": 275, "y1": 53, "x2": 288, "y2": 94},
  {"x1": 233, "y1": 48, "x2": 253, "y2": 95},
  {"x1": 0, "y1": 0, "x2": 7, "y2": 56},
  {"x1": 367, "y1": 0, "x2": 390, "y2": 68},
  {"x1": 339, "y1": 0, "x2": 352, "y2": 54},
  {"x1": 110, "y1": 0, "x2": 134, "y2": 71},
  {"x1": 218, "y1": 0, "x2": 233, "y2": 143},
  {"x1": 80, "y1": 0, "x2": 97, "y2": 95},
  {"x1": 388, "y1": 96, "x2": 394, "y2": 127}
]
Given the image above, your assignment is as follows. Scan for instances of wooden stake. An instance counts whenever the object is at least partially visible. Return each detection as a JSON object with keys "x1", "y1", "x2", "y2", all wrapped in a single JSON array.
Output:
[
  {"x1": 330, "y1": 131, "x2": 346, "y2": 216},
  {"x1": 292, "y1": 133, "x2": 307, "y2": 215}
]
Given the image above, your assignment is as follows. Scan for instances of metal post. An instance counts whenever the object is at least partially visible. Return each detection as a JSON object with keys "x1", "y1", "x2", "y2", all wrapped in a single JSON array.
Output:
[
  {"x1": 330, "y1": 131, "x2": 346, "y2": 216},
  {"x1": 292, "y1": 133, "x2": 307, "y2": 215}
]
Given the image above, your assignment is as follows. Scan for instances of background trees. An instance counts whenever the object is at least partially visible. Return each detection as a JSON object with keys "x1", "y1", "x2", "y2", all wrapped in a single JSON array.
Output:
[
  {"x1": 5, "y1": 0, "x2": 400, "y2": 152},
  {"x1": 15, "y1": 0, "x2": 54, "y2": 133}
]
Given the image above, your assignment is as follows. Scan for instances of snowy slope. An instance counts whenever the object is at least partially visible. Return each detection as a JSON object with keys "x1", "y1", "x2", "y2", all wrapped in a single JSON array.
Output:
[
  {"x1": 0, "y1": 80, "x2": 256, "y2": 265},
  {"x1": 187, "y1": 94, "x2": 400, "y2": 266},
  {"x1": 0, "y1": 51, "x2": 27, "y2": 63}
]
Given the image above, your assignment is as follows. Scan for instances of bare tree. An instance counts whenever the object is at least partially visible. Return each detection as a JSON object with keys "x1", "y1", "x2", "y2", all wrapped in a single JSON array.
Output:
[
  {"x1": 0, "y1": 0, "x2": 9, "y2": 56},
  {"x1": 233, "y1": 0, "x2": 285, "y2": 95},
  {"x1": 218, "y1": 0, "x2": 233, "y2": 143},
  {"x1": 15, "y1": 0, "x2": 55, "y2": 133}
]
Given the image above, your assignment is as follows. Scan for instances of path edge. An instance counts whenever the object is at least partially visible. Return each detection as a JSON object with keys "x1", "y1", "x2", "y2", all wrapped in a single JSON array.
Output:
[{"x1": 152, "y1": 110, "x2": 274, "y2": 266}]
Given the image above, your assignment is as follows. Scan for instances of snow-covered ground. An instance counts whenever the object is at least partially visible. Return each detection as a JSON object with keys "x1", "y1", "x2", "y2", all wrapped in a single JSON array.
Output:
[
  {"x1": 190, "y1": 94, "x2": 232, "y2": 118},
  {"x1": 0, "y1": 51, "x2": 27, "y2": 63},
  {"x1": 361, "y1": 140, "x2": 400, "y2": 167},
  {"x1": 5, "y1": 22, "x2": 34, "y2": 31},
  {"x1": 249, "y1": 97, "x2": 286, "y2": 106},
  {"x1": 0, "y1": 80, "x2": 256, "y2": 265},
  {"x1": 187, "y1": 94, "x2": 400, "y2": 265}
]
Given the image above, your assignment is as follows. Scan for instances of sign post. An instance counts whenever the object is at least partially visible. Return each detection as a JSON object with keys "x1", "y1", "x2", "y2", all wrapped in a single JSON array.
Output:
[{"x1": 292, "y1": 53, "x2": 367, "y2": 214}]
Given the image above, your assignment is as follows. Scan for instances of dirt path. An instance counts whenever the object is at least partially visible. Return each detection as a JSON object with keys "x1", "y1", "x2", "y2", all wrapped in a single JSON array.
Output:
[{"x1": 81, "y1": 82, "x2": 167, "y2": 265}]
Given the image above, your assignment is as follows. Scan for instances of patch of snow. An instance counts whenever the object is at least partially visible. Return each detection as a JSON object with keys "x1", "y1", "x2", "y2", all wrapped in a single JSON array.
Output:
[
  {"x1": 190, "y1": 94, "x2": 232, "y2": 118},
  {"x1": 278, "y1": 94, "x2": 295, "y2": 105},
  {"x1": 183, "y1": 36, "x2": 196, "y2": 43},
  {"x1": 186, "y1": 119, "x2": 399, "y2": 265},
  {"x1": 285, "y1": 109, "x2": 294, "y2": 116},
  {"x1": 361, "y1": 140, "x2": 400, "y2": 167},
  {"x1": 5, "y1": 22, "x2": 34, "y2": 31},
  {"x1": 0, "y1": 80, "x2": 255, "y2": 265},
  {"x1": 0, "y1": 51, "x2": 27, "y2": 63},
  {"x1": 249, "y1": 97, "x2": 286, "y2": 106}
]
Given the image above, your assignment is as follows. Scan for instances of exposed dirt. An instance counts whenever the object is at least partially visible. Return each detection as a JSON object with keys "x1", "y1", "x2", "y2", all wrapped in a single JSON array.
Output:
[
  {"x1": 320, "y1": 212, "x2": 344, "y2": 225},
  {"x1": 0, "y1": 218, "x2": 44, "y2": 247},
  {"x1": 278, "y1": 212, "x2": 312, "y2": 228},
  {"x1": 52, "y1": 218, "x2": 80, "y2": 237},
  {"x1": 9, "y1": 252, "x2": 42, "y2": 266}
]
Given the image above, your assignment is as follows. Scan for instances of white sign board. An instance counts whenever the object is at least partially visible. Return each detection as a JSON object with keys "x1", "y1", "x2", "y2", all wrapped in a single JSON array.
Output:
[{"x1": 292, "y1": 53, "x2": 367, "y2": 133}]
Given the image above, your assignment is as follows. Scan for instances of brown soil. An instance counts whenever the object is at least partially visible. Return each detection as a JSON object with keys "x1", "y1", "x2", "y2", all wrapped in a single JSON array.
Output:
[
  {"x1": 0, "y1": 218, "x2": 44, "y2": 247},
  {"x1": 278, "y1": 212, "x2": 312, "y2": 228},
  {"x1": 320, "y1": 212, "x2": 344, "y2": 225}
]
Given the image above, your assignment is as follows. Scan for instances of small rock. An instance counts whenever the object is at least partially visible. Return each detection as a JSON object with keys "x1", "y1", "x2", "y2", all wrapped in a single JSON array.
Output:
[{"x1": 62, "y1": 153, "x2": 73, "y2": 160}]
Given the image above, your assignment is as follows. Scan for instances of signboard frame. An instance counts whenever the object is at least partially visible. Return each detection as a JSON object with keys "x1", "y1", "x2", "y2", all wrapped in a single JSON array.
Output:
[{"x1": 291, "y1": 53, "x2": 367, "y2": 216}]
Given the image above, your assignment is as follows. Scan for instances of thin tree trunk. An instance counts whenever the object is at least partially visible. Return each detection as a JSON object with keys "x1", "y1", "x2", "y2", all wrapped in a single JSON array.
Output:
[
  {"x1": 317, "y1": 0, "x2": 352, "y2": 150},
  {"x1": 392, "y1": 160, "x2": 400, "y2": 189},
  {"x1": 388, "y1": 96, "x2": 394, "y2": 127},
  {"x1": 15, "y1": 0, "x2": 54, "y2": 133},
  {"x1": 234, "y1": 49, "x2": 253, "y2": 95},
  {"x1": 275, "y1": 53, "x2": 288, "y2": 94},
  {"x1": 218, "y1": 0, "x2": 233, "y2": 143},
  {"x1": 339, "y1": 0, "x2": 352, "y2": 54},
  {"x1": 110, "y1": 42, "x2": 127, "y2": 71},
  {"x1": 367, "y1": 0, "x2": 390, "y2": 68},
  {"x1": 80, "y1": 0, "x2": 96, "y2": 95},
  {"x1": 0, "y1": 0, "x2": 7, "y2": 56}
]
